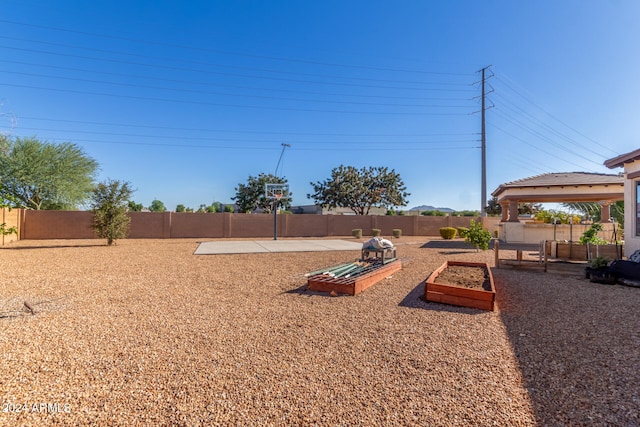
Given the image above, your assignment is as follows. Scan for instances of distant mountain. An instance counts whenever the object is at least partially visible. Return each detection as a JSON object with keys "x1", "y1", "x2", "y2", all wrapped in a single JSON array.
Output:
[{"x1": 409, "y1": 205, "x2": 455, "y2": 213}]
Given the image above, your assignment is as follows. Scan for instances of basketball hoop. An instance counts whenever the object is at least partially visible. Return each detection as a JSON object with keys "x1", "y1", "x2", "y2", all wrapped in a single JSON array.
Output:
[{"x1": 265, "y1": 183, "x2": 290, "y2": 241}]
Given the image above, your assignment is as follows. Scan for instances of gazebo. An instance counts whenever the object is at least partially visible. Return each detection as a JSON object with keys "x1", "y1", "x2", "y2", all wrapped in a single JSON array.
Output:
[
  {"x1": 492, "y1": 172, "x2": 624, "y2": 223},
  {"x1": 491, "y1": 172, "x2": 624, "y2": 244}
]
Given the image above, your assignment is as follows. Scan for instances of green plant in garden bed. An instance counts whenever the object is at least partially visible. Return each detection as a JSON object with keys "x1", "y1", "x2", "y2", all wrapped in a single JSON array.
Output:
[
  {"x1": 588, "y1": 256, "x2": 611, "y2": 269},
  {"x1": 580, "y1": 223, "x2": 608, "y2": 245},
  {"x1": 465, "y1": 219, "x2": 492, "y2": 251}
]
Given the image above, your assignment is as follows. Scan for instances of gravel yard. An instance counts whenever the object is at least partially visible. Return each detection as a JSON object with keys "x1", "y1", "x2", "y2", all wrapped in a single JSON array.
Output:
[{"x1": 1, "y1": 237, "x2": 638, "y2": 426}]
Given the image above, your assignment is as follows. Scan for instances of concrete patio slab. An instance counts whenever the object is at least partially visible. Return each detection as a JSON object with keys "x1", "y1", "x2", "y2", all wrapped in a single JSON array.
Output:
[{"x1": 194, "y1": 239, "x2": 363, "y2": 255}]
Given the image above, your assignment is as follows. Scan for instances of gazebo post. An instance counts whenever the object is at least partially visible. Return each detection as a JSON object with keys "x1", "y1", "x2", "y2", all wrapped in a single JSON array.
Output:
[
  {"x1": 599, "y1": 201, "x2": 611, "y2": 223},
  {"x1": 500, "y1": 202, "x2": 509, "y2": 222},
  {"x1": 508, "y1": 200, "x2": 520, "y2": 222}
]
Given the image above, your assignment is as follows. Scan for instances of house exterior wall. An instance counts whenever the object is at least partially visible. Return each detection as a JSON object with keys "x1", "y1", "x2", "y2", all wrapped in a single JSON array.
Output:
[{"x1": 623, "y1": 161, "x2": 640, "y2": 256}]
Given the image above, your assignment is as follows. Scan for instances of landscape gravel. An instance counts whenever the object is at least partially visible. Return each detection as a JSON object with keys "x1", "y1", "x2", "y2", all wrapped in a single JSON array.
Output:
[{"x1": 0, "y1": 237, "x2": 638, "y2": 426}]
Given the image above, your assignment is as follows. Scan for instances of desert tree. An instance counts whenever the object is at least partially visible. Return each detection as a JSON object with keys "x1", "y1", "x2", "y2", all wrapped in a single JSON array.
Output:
[
  {"x1": 0, "y1": 136, "x2": 98, "y2": 209},
  {"x1": 91, "y1": 179, "x2": 133, "y2": 246},
  {"x1": 149, "y1": 199, "x2": 166, "y2": 212},
  {"x1": 308, "y1": 165, "x2": 410, "y2": 215},
  {"x1": 233, "y1": 173, "x2": 290, "y2": 213}
]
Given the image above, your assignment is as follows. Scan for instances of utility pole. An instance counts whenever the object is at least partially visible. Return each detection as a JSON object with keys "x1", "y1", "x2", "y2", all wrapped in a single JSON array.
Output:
[
  {"x1": 476, "y1": 66, "x2": 493, "y2": 217},
  {"x1": 275, "y1": 142, "x2": 291, "y2": 177}
]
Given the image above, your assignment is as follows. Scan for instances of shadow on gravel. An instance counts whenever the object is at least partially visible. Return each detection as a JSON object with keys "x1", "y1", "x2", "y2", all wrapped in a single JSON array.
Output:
[
  {"x1": 494, "y1": 268, "x2": 640, "y2": 426},
  {"x1": 421, "y1": 240, "x2": 476, "y2": 249},
  {"x1": 398, "y1": 280, "x2": 485, "y2": 314},
  {"x1": 420, "y1": 240, "x2": 480, "y2": 255},
  {"x1": 0, "y1": 244, "x2": 106, "y2": 250},
  {"x1": 283, "y1": 284, "x2": 334, "y2": 297}
]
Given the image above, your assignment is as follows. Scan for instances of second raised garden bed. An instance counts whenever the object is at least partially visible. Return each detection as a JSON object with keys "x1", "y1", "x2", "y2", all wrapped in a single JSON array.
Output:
[{"x1": 425, "y1": 261, "x2": 496, "y2": 311}]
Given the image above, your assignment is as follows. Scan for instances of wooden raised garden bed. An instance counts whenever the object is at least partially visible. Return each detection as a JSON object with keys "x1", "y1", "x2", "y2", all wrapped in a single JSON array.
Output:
[
  {"x1": 425, "y1": 261, "x2": 496, "y2": 311},
  {"x1": 307, "y1": 260, "x2": 402, "y2": 296}
]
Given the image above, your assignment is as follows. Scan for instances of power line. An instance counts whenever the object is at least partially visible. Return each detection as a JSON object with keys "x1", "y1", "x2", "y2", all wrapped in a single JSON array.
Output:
[
  {"x1": 0, "y1": 45, "x2": 475, "y2": 93},
  {"x1": 0, "y1": 35, "x2": 474, "y2": 87},
  {"x1": 2, "y1": 59, "x2": 472, "y2": 102},
  {"x1": 15, "y1": 116, "x2": 475, "y2": 138},
  {"x1": 0, "y1": 70, "x2": 473, "y2": 109},
  {"x1": 0, "y1": 19, "x2": 475, "y2": 77},
  {"x1": 0, "y1": 83, "x2": 473, "y2": 116}
]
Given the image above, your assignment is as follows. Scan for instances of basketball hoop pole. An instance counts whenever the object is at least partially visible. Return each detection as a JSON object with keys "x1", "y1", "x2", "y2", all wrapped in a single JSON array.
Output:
[
  {"x1": 273, "y1": 194, "x2": 282, "y2": 240},
  {"x1": 273, "y1": 198, "x2": 278, "y2": 240}
]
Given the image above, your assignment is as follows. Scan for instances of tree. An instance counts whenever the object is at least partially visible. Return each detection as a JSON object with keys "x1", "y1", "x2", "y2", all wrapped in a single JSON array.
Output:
[
  {"x1": 175, "y1": 204, "x2": 186, "y2": 213},
  {"x1": 0, "y1": 136, "x2": 98, "y2": 210},
  {"x1": 91, "y1": 179, "x2": 133, "y2": 246},
  {"x1": 518, "y1": 203, "x2": 542, "y2": 215},
  {"x1": 485, "y1": 197, "x2": 501, "y2": 215},
  {"x1": 233, "y1": 173, "x2": 290, "y2": 213},
  {"x1": 149, "y1": 199, "x2": 166, "y2": 212},
  {"x1": 465, "y1": 219, "x2": 493, "y2": 251},
  {"x1": 128, "y1": 201, "x2": 143, "y2": 212},
  {"x1": 563, "y1": 201, "x2": 624, "y2": 224},
  {"x1": 308, "y1": 165, "x2": 410, "y2": 215}
]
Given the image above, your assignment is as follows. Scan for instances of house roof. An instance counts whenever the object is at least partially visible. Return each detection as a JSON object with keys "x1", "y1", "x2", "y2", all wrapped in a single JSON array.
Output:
[
  {"x1": 604, "y1": 148, "x2": 640, "y2": 169},
  {"x1": 491, "y1": 172, "x2": 624, "y2": 203}
]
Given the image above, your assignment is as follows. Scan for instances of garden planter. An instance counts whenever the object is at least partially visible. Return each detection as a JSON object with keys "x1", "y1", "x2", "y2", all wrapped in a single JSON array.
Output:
[
  {"x1": 587, "y1": 244, "x2": 623, "y2": 260},
  {"x1": 425, "y1": 261, "x2": 496, "y2": 311},
  {"x1": 585, "y1": 267, "x2": 615, "y2": 284},
  {"x1": 553, "y1": 242, "x2": 588, "y2": 260},
  {"x1": 307, "y1": 260, "x2": 402, "y2": 295}
]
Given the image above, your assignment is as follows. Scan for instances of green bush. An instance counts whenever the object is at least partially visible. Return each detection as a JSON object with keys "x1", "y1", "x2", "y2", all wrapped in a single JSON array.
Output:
[
  {"x1": 352, "y1": 228, "x2": 363, "y2": 238},
  {"x1": 439, "y1": 227, "x2": 457, "y2": 240},
  {"x1": 453, "y1": 210, "x2": 479, "y2": 217},
  {"x1": 422, "y1": 210, "x2": 447, "y2": 216},
  {"x1": 465, "y1": 219, "x2": 492, "y2": 251},
  {"x1": 534, "y1": 209, "x2": 582, "y2": 224},
  {"x1": 457, "y1": 227, "x2": 469, "y2": 238},
  {"x1": 392, "y1": 229, "x2": 402, "y2": 238},
  {"x1": 580, "y1": 223, "x2": 607, "y2": 245},
  {"x1": 371, "y1": 228, "x2": 381, "y2": 237}
]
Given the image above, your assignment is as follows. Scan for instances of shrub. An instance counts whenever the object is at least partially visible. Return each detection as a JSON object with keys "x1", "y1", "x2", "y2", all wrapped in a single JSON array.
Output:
[
  {"x1": 580, "y1": 223, "x2": 607, "y2": 245},
  {"x1": 457, "y1": 227, "x2": 469, "y2": 238},
  {"x1": 422, "y1": 210, "x2": 447, "y2": 216},
  {"x1": 588, "y1": 256, "x2": 610, "y2": 269},
  {"x1": 352, "y1": 229, "x2": 363, "y2": 238},
  {"x1": 439, "y1": 227, "x2": 457, "y2": 240},
  {"x1": 371, "y1": 228, "x2": 381, "y2": 237},
  {"x1": 392, "y1": 229, "x2": 402, "y2": 238},
  {"x1": 91, "y1": 180, "x2": 133, "y2": 246},
  {"x1": 465, "y1": 219, "x2": 492, "y2": 251},
  {"x1": 453, "y1": 210, "x2": 479, "y2": 217}
]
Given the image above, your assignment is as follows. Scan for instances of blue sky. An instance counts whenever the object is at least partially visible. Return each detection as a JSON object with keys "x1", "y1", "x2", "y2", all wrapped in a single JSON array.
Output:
[{"x1": 1, "y1": 1, "x2": 638, "y2": 211}]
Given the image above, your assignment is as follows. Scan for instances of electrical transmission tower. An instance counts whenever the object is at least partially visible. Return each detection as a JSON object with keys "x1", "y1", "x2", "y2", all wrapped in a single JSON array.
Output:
[{"x1": 475, "y1": 65, "x2": 494, "y2": 216}]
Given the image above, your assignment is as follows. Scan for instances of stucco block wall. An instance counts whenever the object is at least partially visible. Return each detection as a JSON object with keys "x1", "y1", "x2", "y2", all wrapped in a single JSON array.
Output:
[
  {"x1": 0, "y1": 208, "x2": 21, "y2": 244},
  {"x1": 16, "y1": 210, "x2": 497, "y2": 240},
  {"x1": 22, "y1": 210, "x2": 96, "y2": 239}
]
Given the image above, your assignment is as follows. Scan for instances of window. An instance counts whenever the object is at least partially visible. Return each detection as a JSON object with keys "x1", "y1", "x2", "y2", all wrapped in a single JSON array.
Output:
[{"x1": 636, "y1": 181, "x2": 640, "y2": 236}]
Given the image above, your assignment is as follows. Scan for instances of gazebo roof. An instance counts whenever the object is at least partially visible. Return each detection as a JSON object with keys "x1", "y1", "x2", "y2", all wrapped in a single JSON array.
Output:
[
  {"x1": 491, "y1": 172, "x2": 624, "y2": 203},
  {"x1": 604, "y1": 149, "x2": 640, "y2": 169}
]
